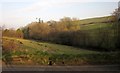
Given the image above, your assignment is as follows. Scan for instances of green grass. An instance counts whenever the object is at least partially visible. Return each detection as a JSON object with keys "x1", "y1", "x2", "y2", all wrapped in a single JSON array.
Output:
[
  {"x1": 3, "y1": 37, "x2": 98, "y2": 55},
  {"x1": 80, "y1": 23, "x2": 114, "y2": 30},
  {"x1": 78, "y1": 16, "x2": 113, "y2": 25},
  {"x1": 72, "y1": 16, "x2": 115, "y2": 30},
  {"x1": 2, "y1": 37, "x2": 120, "y2": 65}
]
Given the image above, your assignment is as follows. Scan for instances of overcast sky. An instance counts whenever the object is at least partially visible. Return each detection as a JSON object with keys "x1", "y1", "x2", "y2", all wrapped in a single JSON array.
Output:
[{"x1": 0, "y1": 0, "x2": 119, "y2": 29}]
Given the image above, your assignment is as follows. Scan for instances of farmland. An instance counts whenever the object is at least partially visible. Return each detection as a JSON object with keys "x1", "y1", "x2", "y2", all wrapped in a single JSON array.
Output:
[
  {"x1": 2, "y1": 16, "x2": 120, "y2": 66},
  {"x1": 2, "y1": 37, "x2": 120, "y2": 65}
]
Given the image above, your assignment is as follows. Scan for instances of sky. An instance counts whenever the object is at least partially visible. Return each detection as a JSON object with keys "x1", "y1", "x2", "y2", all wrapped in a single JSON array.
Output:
[{"x1": 0, "y1": 0, "x2": 119, "y2": 29}]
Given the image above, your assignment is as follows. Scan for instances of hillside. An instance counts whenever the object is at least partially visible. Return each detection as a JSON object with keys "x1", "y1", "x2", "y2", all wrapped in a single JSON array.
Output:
[
  {"x1": 2, "y1": 16, "x2": 120, "y2": 65},
  {"x1": 2, "y1": 37, "x2": 120, "y2": 65},
  {"x1": 79, "y1": 16, "x2": 114, "y2": 25},
  {"x1": 3, "y1": 37, "x2": 97, "y2": 55},
  {"x1": 78, "y1": 16, "x2": 115, "y2": 30}
]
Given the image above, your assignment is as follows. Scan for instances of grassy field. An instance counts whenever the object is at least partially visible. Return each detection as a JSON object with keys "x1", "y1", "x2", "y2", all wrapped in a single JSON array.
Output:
[
  {"x1": 78, "y1": 16, "x2": 113, "y2": 25},
  {"x1": 71, "y1": 16, "x2": 114, "y2": 30},
  {"x1": 2, "y1": 37, "x2": 120, "y2": 65},
  {"x1": 80, "y1": 22, "x2": 114, "y2": 30}
]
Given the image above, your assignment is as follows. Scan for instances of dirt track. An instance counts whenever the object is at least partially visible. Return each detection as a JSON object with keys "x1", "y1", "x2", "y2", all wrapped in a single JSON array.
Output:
[{"x1": 2, "y1": 65, "x2": 120, "y2": 71}]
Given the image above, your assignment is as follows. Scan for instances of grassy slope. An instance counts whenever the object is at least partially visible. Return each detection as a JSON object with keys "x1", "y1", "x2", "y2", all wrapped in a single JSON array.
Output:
[
  {"x1": 77, "y1": 16, "x2": 114, "y2": 30},
  {"x1": 79, "y1": 16, "x2": 113, "y2": 25},
  {"x1": 2, "y1": 37, "x2": 120, "y2": 65},
  {"x1": 80, "y1": 22, "x2": 114, "y2": 30},
  {"x1": 2, "y1": 37, "x2": 99, "y2": 65},
  {"x1": 3, "y1": 37, "x2": 98, "y2": 55}
]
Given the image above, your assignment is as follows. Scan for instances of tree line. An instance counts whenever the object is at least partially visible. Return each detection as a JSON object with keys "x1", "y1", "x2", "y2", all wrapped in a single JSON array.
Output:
[
  {"x1": 2, "y1": 10, "x2": 120, "y2": 51},
  {"x1": 22, "y1": 16, "x2": 119, "y2": 51}
]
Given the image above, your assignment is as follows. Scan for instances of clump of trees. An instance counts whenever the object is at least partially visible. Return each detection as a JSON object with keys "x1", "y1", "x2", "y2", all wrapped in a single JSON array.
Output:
[
  {"x1": 3, "y1": 28, "x2": 23, "y2": 38},
  {"x1": 21, "y1": 16, "x2": 119, "y2": 51},
  {"x1": 22, "y1": 17, "x2": 80, "y2": 41}
]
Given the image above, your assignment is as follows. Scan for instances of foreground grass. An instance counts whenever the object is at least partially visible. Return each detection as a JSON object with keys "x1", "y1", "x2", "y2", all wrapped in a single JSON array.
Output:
[{"x1": 2, "y1": 37, "x2": 120, "y2": 65}]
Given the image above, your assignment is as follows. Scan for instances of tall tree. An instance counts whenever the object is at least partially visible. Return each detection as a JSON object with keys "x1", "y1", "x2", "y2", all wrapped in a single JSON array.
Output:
[{"x1": 16, "y1": 29, "x2": 23, "y2": 38}]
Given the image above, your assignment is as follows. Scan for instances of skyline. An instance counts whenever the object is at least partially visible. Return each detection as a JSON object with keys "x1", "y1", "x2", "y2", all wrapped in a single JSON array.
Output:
[{"x1": 0, "y1": 0, "x2": 119, "y2": 29}]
